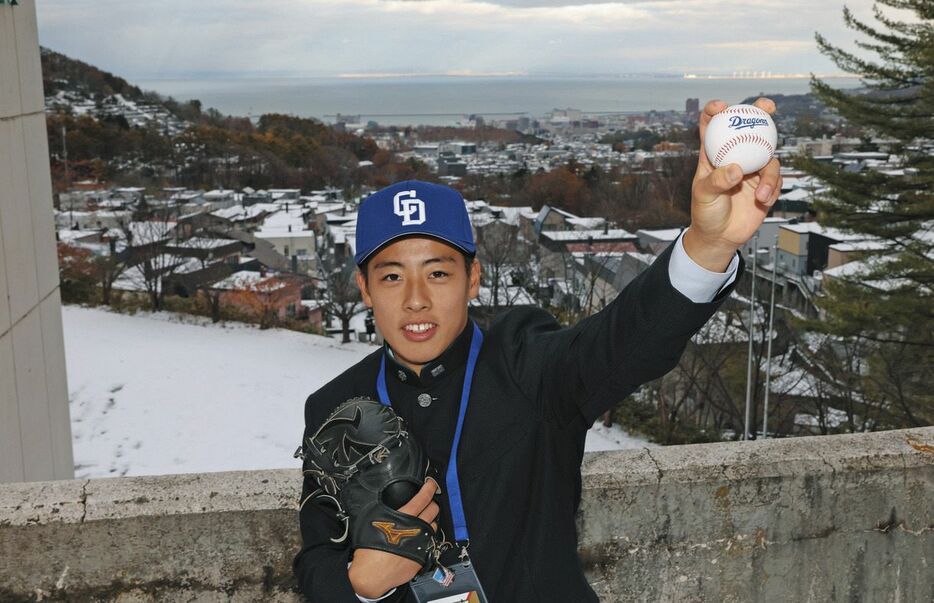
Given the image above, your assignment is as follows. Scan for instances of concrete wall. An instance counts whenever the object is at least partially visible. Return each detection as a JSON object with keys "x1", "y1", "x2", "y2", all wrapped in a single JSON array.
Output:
[
  {"x1": 1, "y1": 427, "x2": 931, "y2": 602},
  {"x1": 0, "y1": 0, "x2": 73, "y2": 484}
]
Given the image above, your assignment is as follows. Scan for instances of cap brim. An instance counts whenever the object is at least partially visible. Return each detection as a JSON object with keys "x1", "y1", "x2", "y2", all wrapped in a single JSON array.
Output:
[{"x1": 355, "y1": 231, "x2": 476, "y2": 266}]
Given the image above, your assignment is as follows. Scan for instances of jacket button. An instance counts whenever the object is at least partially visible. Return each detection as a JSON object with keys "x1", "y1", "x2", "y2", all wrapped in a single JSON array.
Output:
[{"x1": 417, "y1": 394, "x2": 432, "y2": 408}]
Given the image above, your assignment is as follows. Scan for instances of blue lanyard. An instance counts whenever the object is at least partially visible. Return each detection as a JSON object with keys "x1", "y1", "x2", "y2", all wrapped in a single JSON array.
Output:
[{"x1": 376, "y1": 321, "x2": 483, "y2": 544}]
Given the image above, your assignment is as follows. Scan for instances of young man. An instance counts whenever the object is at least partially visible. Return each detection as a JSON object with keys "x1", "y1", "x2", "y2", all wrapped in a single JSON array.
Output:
[{"x1": 294, "y1": 98, "x2": 782, "y2": 601}]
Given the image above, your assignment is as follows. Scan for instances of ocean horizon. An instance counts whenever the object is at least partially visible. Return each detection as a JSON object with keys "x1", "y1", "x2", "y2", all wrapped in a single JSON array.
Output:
[{"x1": 135, "y1": 75, "x2": 863, "y2": 127}]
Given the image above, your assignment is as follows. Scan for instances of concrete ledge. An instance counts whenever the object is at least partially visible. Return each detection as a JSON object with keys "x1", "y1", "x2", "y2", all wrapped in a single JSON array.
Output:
[
  {"x1": 578, "y1": 427, "x2": 934, "y2": 602},
  {"x1": 1, "y1": 427, "x2": 932, "y2": 602}
]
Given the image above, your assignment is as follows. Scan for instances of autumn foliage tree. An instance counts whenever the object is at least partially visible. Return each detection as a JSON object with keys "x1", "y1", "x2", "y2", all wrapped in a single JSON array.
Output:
[
  {"x1": 224, "y1": 276, "x2": 302, "y2": 330},
  {"x1": 57, "y1": 242, "x2": 98, "y2": 303},
  {"x1": 516, "y1": 165, "x2": 591, "y2": 213}
]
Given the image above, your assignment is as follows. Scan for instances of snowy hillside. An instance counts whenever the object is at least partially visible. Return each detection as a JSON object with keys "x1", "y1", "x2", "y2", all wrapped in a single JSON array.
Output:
[{"x1": 62, "y1": 307, "x2": 651, "y2": 479}]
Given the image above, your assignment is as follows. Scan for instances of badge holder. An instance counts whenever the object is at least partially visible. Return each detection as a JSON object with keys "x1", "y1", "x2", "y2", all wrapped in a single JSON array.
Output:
[
  {"x1": 378, "y1": 323, "x2": 489, "y2": 603},
  {"x1": 410, "y1": 545, "x2": 489, "y2": 603}
]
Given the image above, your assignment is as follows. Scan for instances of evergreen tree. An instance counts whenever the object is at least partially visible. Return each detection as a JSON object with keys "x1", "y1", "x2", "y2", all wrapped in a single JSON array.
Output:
[{"x1": 794, "y1": 0, "x2": 932, "y2": 426}]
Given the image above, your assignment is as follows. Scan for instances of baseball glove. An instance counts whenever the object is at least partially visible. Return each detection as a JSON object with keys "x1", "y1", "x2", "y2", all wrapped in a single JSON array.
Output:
[{"x1": 296, "y1": 397, "x2": 441, "y2": 568}]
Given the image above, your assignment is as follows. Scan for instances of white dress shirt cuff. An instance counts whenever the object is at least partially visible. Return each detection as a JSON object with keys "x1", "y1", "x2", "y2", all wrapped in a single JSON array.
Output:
[
  {"x1": 667, "y1": 228, "x2": 740, "y2": 303},
  {"x1": 349, "y1": 562, "x2": 397, "y2": 602}
]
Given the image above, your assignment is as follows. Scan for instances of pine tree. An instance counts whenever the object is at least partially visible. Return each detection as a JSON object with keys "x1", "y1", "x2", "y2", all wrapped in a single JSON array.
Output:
[{"x1": 793, "y1": 1, "x2": 932, "y2": 426}]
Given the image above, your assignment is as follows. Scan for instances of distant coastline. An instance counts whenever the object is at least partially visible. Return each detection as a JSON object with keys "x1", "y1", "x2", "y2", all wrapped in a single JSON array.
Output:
[{"x1": 135, "y1": 74, "x2": 863, "y2": 127}]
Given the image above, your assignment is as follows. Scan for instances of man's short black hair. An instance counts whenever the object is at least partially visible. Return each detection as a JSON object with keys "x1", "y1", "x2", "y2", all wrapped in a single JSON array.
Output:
[{"x1": 358, "y1": 249, "x2": 476, "y2": 284}]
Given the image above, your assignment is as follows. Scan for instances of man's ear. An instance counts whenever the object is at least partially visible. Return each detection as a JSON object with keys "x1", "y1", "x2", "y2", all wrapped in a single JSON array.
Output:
[
  {"x1": 468, "y1": 258, "x2": 481, "y2": 300},
  {"x1": 355, "y1": 269, "x2": 374, "y2": 308}
]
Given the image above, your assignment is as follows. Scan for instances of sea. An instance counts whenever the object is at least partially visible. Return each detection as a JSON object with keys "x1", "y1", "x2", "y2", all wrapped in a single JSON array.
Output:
[{"x1": 135, "y1": 75, "x2": 863, "y2": 127}]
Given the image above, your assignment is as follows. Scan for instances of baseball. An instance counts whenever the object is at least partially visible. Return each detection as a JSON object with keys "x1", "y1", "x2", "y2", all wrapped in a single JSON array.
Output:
[{"x1": 703, "y1": 103, "x2": 778, "y2": 175}]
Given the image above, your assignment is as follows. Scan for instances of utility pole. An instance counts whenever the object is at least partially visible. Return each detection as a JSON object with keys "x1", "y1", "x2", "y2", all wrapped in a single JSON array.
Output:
[
  {"x1": 762, "y1": 237, "x2": 779, "y2": 438},
  {"x1": 743, "y1": 235, "x2": 758, "y2": 441},
  {"x1": 62, "y1": 124, "x2": 72, "y2": 226}
]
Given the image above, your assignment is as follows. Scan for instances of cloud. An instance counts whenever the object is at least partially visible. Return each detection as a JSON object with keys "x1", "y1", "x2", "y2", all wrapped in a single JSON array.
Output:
[
  {"x1": 704, "y1": 40, "x2": 816, "y2": 53},
  {"x1": 392, "y1": 0, "x2": 661, "y2": 5},
  {"x1": 35, "y1": 0, "x2": 881, "y2": 79}
]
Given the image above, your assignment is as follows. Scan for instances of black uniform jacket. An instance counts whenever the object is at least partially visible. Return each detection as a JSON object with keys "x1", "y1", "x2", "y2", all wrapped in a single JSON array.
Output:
[{"x1": 293, "y1": 240, "x2": 743, "y2": 602}]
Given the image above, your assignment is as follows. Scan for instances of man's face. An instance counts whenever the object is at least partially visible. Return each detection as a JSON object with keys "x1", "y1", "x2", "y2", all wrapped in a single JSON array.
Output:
[{"x1": 356, "y1": 237, "x2": 481, "y2": 374}]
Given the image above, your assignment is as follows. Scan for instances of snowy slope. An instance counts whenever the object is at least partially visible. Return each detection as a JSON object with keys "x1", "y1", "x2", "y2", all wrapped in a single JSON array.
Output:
[{"x1": 62, "y1": 306, "x2": 650, "y2": 479}]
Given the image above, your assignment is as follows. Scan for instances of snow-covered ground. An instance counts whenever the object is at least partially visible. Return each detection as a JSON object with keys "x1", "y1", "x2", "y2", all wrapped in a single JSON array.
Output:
[
  {"x1": 585, "y1": 422, "x2": 656, "y2": 452},
  {"x1": 62, "y1": 306, "x2": 651, "y2": 479}
]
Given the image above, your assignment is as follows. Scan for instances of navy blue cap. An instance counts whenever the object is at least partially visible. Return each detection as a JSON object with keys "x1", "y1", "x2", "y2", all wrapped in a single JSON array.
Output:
[{"x1": 354, "y1": 180, "x2": 476, "y2": 266}]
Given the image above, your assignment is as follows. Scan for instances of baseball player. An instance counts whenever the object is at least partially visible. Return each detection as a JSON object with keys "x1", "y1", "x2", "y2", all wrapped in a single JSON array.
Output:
[{"x1": 293, "y1": 98, "x2": 782, "y2": 601}]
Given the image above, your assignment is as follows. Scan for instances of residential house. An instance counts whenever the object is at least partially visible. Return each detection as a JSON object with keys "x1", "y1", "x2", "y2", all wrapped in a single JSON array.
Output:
[
  {"x1": 254, "y1": 210, "x2": 316, "y2": 259},
  {"x1": 636, "y1": 228, "x2": 682, "y2": 255}
]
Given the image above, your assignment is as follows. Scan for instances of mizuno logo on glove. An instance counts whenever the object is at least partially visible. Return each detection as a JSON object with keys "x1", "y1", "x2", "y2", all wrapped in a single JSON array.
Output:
[{"x1": 372, "y1": 521, "x2": 423, "y2": 545}]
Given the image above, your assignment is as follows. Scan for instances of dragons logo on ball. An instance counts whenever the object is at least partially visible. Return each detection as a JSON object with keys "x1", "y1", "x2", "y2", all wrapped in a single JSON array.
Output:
[{"x1": 729, "y1": 116, "x2": 770, "y2": 130}]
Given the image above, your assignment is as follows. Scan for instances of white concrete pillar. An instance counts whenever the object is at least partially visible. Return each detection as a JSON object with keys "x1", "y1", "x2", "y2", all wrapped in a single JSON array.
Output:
[{"x1": 0, "y1": 0, "x2": 73, "y2": 483}]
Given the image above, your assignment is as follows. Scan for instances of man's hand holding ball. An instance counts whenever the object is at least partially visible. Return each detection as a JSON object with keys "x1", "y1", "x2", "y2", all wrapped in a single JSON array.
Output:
[{"x1": 685, "y1": 98, "x2": 783, "y2": 272}]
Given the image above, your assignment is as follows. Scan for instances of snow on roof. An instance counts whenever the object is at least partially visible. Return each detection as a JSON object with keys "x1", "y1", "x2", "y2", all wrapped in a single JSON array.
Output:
[
  {"x1": 780, "y1": 222, "x2": 823, "y2": 234},
  {"x1": 168, "y1": 191, "x2": 204, "y2": 201},
  {"x1": 781, "y1": 222, "x2": 865, "y2": 241},
  {"x1": 779, "y1": 188, "x2": 813, "y2": 202},
  {"x1": 821, "y1": 257, "x2": 882, "y2": 280},
  {"x1": 172, "y1": 257, "x2": 210, "y2": 274},
  {"x1": 828, "y1": 239, "x2": 890, "y2": 253},
  {"x1": 204, "y1": 189, "x2": 236, "y2": 199},
  {"x1": 636, "y1": 228, "x2": 683, "y2": 241},
  {"x1": 624, "y1": 251, "x2": 657, "y2": 265},
  {"x1": 821, "y1": 256, "x2": 927, "y2": 292},
  {"x1": 112, "y1": 255, "x2": 192, "y2": 292},
  {"x1": 166, "y1": 237, "x2": 238, "y2": 249},
  {"x1": 96, "y1": 198, "x2": 127, "y2": 208},
  {"x1": 211, "y1": 204, "x2": 268, "y2": 221},
  {"x1": 795, "y1": 407, "x2": 849, "y2": 429},
  {"x1": 316, "y1": 202, "x2": 352, "y2": 215},
  {"x1": 542, "y1": 228, "x2": 636, "y2": 242},
  {"x1": 326, "y1": 211, "x2": 358, "y2": 224},
  {"x1": 255, "y1": 210, "x2": 314, "y2": 237},
  {"x1": 471, "y1": 286, "x2": 538, "y2": 307},
  {"x1": 543, "y1": 205, "x2": 579, "y2": 220},
  {"x1": 470, "y1": 213, "x2": 497, "y2": 228},
  {"x1": 212, "y1": 271, "x2": 287, "y2": 291},
  {"x1": 128, "y1": 221, "x2": 176, "y2": 245},
  {"x1": 249, "y1": 203, "x2": 282, "y2": 214},
  {"x1": 57, "y1": 229, "x2": 102, "y2": 243},
  {"x1": 691, "y1": 311, "x2": 775, "y2": 345},
  {"x1": 567, "y1": 217, "x2": 605, "y2": 229}
]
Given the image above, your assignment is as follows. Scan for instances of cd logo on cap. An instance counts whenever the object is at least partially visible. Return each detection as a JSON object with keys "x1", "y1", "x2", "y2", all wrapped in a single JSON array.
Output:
[{"x1": 393, "y1": 190, "x2": 426, "y2": 226}]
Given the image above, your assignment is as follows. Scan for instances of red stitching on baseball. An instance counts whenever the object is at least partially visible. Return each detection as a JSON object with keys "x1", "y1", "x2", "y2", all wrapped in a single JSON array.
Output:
[
  {"x1": 713, "y1": 134, "x2": 774, "y2": 167},
  {"x1": 728, "y1": 106, "x2": 767, "y2": 117}
]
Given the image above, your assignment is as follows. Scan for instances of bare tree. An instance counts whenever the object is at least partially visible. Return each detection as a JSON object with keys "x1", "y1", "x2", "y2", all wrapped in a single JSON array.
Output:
[
  {"x1": 116, "y1": 218, "x2": 185, "y2": 311},
  {"x1": 318, "y1": 254, "x2": 364, "y2": 344},
  {"x1": 89, "y1": 233, "x2": 131, "y2": 306},
  {"x1": 199, "y1": 286, "x2": 223, "y2": 323},
  {"x1": 475, "y1": 219, "x2": 534, "y2": 313},
  {"x1": 550, "y1": 246, "x2": 620, "y2": 327}
]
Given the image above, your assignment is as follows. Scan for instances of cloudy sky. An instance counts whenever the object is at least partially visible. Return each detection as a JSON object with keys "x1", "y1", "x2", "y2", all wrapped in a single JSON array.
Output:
[{"x1": 36, "y1": 0, "x2": 893, "y2": 79}]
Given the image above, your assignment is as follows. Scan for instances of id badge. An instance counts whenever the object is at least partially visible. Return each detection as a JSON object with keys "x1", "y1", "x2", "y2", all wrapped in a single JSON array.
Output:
[{"x1": 410, "y1": 555, "x2": 489, "y2": 603}]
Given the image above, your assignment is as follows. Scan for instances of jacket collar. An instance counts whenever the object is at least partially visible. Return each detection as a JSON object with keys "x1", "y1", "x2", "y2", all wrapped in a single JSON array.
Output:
[{"x1": 384, "y1": 319, "x2": 474, "y2": 387}]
